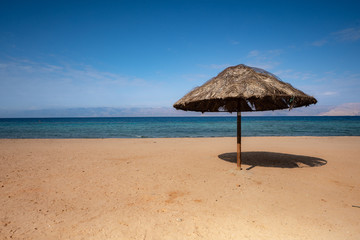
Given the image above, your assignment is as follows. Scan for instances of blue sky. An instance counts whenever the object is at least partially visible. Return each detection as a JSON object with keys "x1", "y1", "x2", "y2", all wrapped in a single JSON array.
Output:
[{"x1": 1, "y1": 0, "x2": 360, "y2": 114}]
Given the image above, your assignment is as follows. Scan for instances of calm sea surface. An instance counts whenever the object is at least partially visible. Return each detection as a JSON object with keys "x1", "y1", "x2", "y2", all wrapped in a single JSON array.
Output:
[{"x1": 0, "y1": 116, "x2": 359, "y2": 139}]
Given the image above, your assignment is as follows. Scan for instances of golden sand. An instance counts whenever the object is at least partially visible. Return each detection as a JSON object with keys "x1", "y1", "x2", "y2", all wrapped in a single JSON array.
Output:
[{"x1": 1, "y1": 137, "x2": 359, "y2": 239}]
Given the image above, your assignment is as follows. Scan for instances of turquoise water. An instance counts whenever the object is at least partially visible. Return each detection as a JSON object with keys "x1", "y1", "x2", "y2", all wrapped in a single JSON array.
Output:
[{"x1": 0, "y1": 116, "x2": 359, "y2": 138}]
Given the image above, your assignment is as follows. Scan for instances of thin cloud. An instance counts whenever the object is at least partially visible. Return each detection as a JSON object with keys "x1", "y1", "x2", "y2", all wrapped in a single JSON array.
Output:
[
  {"x1": 247, "y1": 50, "x2": 260, "y2": 58},
  {"x1": 198, "y1": 63, "x2": 231, "y2": 70},
  {"x1": 311, "y1": 39, "x2": 328, "y2": 47},
  {"x1": 332, "y1": 27, "x2": 360, "y2": 42},
  {"x1": 274, "y1": 69, "x2": 317, "y2": 81},
  {"x1": 245, "y1": 62, "x2": 280, "y2": 70},
  {"x1": 246, "y1": 49, "x2": 282, "y2": 69},
  {"x1": 0, "y1": 57, "x2": 153, "y2": 109},
  {"x1": 322, "y1": 91, "x2": 338, "y2": 96},
  {"x1": 312, "y1": 27, "x2": 360, "y2": 47},
  {"x1": 0, "y1": 58, "x2": 146, "y2": 87},
  {"x1": 209, "y1": 64, "x2": 231, "y2": 69},
  {"x1": 301, "y1": 70, "x2": 360, "y2": 105}
]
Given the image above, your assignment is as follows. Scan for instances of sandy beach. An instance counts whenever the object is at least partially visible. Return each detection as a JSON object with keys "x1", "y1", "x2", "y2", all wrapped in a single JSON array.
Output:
[{"x1": 0, "y1": 137, "x2": 359, "y2": 239}]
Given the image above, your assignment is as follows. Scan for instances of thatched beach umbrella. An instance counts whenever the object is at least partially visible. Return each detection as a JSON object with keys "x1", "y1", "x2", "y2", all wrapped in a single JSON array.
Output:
[{"x1": 173, "y1": 64, "x2": 317, "y2": 170}]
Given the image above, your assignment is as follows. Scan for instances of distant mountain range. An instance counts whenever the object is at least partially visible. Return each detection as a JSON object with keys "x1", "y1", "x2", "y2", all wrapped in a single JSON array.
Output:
[
  {"x1": 0, "y1": 103, "x2": 359, "y2": 118},
  {"x1": 318, "y1": 103, "x2": 360, "y2": 116}
]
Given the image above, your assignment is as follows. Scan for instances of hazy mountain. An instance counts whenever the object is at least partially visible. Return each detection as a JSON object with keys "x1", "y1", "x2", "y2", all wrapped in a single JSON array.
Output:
[{"x1": 319, "y1": 103, "x2": 360, "y2": 116}]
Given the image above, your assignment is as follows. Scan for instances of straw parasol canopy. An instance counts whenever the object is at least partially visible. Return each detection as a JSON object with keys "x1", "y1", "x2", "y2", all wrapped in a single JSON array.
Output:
[
  {"x1": 173, "y1": 64, "x2": 317, "y2": 170},
  {"x1": 174, "y1": 64, "x2": 317, "y2": 112}
]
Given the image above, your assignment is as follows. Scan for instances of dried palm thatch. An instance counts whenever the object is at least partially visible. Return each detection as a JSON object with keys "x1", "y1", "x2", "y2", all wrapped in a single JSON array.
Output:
[{"x1": 174, "y1": 64, "x2": 317, "y2": 112}]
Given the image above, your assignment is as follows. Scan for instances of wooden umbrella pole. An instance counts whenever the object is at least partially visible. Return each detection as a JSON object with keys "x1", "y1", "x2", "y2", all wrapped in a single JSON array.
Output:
[{"x1": 237, "y1": 111, "x2": 242, "y2": 170}]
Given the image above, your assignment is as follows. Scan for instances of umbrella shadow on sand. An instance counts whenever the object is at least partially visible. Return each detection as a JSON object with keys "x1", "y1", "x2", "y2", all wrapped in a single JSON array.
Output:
[{"x1": 218, "y1": 152, "x2": 327, "y2": 170}]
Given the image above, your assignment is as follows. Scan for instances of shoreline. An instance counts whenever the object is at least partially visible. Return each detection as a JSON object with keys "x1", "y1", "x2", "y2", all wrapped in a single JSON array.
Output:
[
  {"x1": 1, "y1": 115, "x2": 359, "y2": 118},
  {"x1": 1, "y1": 135, "x2": 360, "y2": 140},
  {"x1": 1, "y1": 137, "x2": 359, "y2": 239}
]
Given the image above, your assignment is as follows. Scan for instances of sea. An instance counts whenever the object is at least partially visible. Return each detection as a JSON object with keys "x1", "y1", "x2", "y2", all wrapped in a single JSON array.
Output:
[{"x1": 0, "y1": 116, "x2": 359, "y2": 139}]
